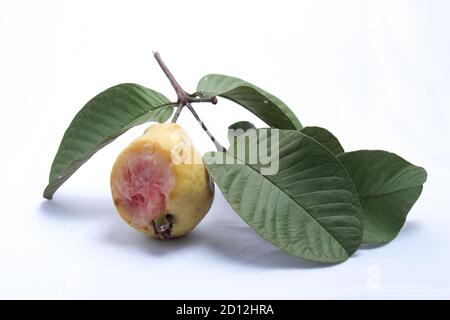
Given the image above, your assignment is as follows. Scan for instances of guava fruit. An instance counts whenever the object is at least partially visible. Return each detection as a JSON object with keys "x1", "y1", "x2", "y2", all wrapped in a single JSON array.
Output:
[{"x1": 110, "y1": 123, "x2": 214, "y2": 239}]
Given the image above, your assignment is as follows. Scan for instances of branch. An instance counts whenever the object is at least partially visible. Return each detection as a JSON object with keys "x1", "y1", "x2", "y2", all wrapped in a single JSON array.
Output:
[
  {"x1": 153, "y1": 52, "x2": 186, "y2": 100},
  {"x1": 191, "y1": 96, "x2": 218, "y2": 104},
  {"x1": 153, "y1": 51, "x2": 225, "y2": 152},
  {"x1": 153, "y1": 51, "x2": 217, "y2": 105}
]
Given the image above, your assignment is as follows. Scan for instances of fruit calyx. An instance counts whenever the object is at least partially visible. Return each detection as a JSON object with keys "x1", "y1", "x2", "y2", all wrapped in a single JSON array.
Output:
[{"x1": 152, "y1": 215, "x2": 173, "y2": 240}]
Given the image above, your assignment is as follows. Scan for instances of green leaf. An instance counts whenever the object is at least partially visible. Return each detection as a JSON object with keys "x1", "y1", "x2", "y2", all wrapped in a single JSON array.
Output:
[
  {"x1": 197, "y1": 74, "x2": 302, "y2": 130},
  {"x1": 204, "y1": 129, "x2": 363, "y2": 263},
  {"x1": 228, "y1": 121, "x2": 256, "y2": 132},
  {"x1": 337, "y1": 150, "x2": 427, "y2": 243},
  {"x1": 43, "y1": 83, "x2": 174, "y2": 200},
  {"x1": 227, "y1": 121, "x2": 256, "y2": 143},
  {"x1": 300, "y1": 126, "x2": 344, "y2": 155}
]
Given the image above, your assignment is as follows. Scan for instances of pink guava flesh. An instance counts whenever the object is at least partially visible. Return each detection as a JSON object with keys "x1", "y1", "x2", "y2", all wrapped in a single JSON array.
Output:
[{"x1": 113, "y1": 152, "x2": 175, "y2": 230}]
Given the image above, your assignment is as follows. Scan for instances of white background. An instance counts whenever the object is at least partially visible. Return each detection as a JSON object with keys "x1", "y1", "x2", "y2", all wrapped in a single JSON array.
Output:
[{"x1": 1, "y1": 0, "x2": 449, "y2": 299}]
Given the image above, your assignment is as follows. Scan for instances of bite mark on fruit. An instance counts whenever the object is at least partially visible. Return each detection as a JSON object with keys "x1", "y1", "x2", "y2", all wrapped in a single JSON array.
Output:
[{"x1": 112, "y1": 151, "x2": 175, "y2": 232}]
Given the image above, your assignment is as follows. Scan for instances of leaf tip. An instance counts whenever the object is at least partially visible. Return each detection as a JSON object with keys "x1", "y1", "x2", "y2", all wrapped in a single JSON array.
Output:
[
  {"x1": 419, "y1": 166, "x2": 428, "y2": 183},
  {"x1": 43, "y1": 186, "x2": 54, "y2": 200}
]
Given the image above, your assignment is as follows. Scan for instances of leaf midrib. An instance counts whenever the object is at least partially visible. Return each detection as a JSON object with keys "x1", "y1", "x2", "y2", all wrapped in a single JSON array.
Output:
[
  {"x1": 219, "y1": 94, "x2": 296, "y2": 129},
  {"x1": 360, "y1": 184, "x2": 422, "y2": 201}
]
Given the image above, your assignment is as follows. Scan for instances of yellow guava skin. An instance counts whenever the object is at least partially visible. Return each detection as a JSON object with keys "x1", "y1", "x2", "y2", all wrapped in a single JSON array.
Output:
[{"x1": 110, "y1": 123, "x2": 214, "y2": 238}]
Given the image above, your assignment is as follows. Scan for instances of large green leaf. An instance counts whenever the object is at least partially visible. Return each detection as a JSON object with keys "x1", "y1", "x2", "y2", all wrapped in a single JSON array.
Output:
[
  {"x1": 204, "y1": 129, "x2": 363, "y2": 263},
  {"x1": 338, "y1": 150, "x2": 427, "y2": 243},
  {"x1": 300, "y1": 126, "x2": 344, "y2": 155},
  {"x1": 197, "y1": 74, "x2": 302, "y2": 130},
  {"x1": 43, "y1": 83, "x2": 174, "y2": 200}
]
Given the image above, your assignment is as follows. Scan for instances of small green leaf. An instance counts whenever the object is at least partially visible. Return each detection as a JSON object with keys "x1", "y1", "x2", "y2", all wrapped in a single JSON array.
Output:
[
  {"x1": 204, "y1": 129, "x2": 363, "y2": 263},
  {"x1": 338, "y1": 150, "x2": 427, "y2": 243},
  {"x1": 43, "y1": 83, "x2": 174, "y2": 200},
  {"x1": 197, "y1": 74, "x2": 302, "y2": 130},
  {"x1": 300, "y1": 126, "x2": 344, "y2": 155},
  {"x1": 227, "y1": 121, "x2": 256, "y2": 143},
  {"x1": 229, "y1": 121, "x2": 256, "y2": 132}
]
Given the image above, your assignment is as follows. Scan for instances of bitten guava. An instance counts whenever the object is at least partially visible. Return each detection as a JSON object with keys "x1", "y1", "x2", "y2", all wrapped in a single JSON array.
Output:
[{"x1": 110, "y1": 123, "x2": 214, "y2": 239}]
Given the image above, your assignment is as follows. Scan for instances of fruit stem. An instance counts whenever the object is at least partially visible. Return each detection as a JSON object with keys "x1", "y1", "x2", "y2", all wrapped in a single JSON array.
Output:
[
  {"x1": 153, "y1": 51, "x2": 226, "y2": 152},
  {"x1": 171, "y1": 101, "x2": 184, "y2": 123}
]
